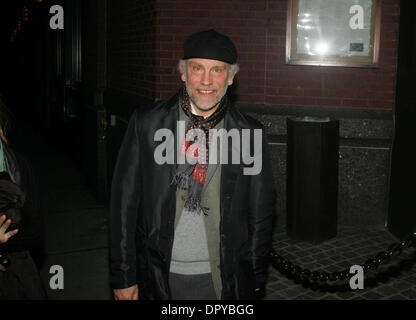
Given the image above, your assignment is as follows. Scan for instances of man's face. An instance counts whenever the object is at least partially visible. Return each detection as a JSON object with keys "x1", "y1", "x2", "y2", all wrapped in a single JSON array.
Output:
[{"x1": 181, "y1": 58, "x2": 235, "y2": 113}]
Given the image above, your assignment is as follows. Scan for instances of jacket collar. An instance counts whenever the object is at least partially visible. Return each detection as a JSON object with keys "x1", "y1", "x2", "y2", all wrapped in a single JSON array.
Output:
[
  {"x1": 223, "y1": 97, "x2": 244, "y2": 132},
  {"x1": 163, "y1": 91, "x2": 180, "y2": 115}
]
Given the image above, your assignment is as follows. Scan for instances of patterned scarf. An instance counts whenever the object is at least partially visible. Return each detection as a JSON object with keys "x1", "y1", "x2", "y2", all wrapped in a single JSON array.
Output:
[{"x1": 171, "y1": 86, "x2": 227, "y2": 215}]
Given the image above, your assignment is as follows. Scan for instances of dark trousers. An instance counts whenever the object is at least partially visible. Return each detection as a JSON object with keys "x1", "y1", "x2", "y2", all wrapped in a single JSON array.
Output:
[{"x1": 169, "y1": 272, "x2": 217, "y2": 300}]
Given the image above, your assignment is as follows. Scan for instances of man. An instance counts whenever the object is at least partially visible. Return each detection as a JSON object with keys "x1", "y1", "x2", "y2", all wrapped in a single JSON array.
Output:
[{"x1": 110, "y1": 29, "x2": 276, "y2": 300}]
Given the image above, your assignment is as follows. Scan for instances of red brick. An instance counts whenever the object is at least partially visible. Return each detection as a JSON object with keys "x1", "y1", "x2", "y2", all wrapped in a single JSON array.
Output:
[
  {"x1": 291, "y1": 97, "x2": 317, "y2": 106},
  {"x1": 248, "y1": 2, "x2": 267, "y2": 11},
  {"x1": 304, "y1": 89, "x2": 322, "y2": 97},
  {"x1": 383, "y1": 0, "x2": 400, "y2": 5},
  {"x1": 155, "y1": 67, "x2": 174, "y2": 74},
  {"x1": 158, "y1": 18, "x2": 174, "y2": 25},
  {"x1": 253, "y1": 11, "x2": 269, "y2": 19},
  {"x1": 342, "y1": 99, "x2": 369, "y2": 108},
  {"x1": 266, "y1": 78, "x2": 291, "y2": 88},
  {"x1": 265, "y1": 87, "x2": 278, "y2": 96},
  {"x1": 369, "y1": 82, "x2": 395, "y2": 91},
  {"x1": 370, "y1": 91, "x2": 395, "y2": 100},
  {"x1": 174, "y1": 1, "x2": 200, "y2": 10},
  {"x1": 160, "y1": 74, "x2": 180, "y2": 83},
  {"x1": 292, "y1": 79, "x2": 322, "y2": 89},
  {"x1": 355, "y1": 90, "x2": 374, "y2": 99},
  {"x1": 279, "y1": 87, "x2": 303, "y2": 96},
  {"x1": 267, "y1": 2, "x2": 283, "y2": 11},
  {"x1": 189, "y1": 10, "x2": 211, "y2": 18},
  {"x1": 159, "y1": 59, "x2": 176, "y2": 67},
  {"x1": 265, "y1": 95, "x2": 291, "y2": 105},
  {"x1": 383, "y1": 3, "x2": 399, "y2": 14},
  {"x1": 324, "y1": 80, "x2": 344, "y2": 90},
  {"x1": 324, "y1": 89, "x2": 347, "y2": 98},
  {"x1": 369, "y1": 99, "x2": 394, "y2": 108},
  {"x1": 156, "y1": 51, "x2": 173, "y2": 59},
  {"x1": 239, "y1": 94, "x2": 265, "y2": 103},
  {"x1": 315, "y1": 98, "x2": 342, "y2": 107}
]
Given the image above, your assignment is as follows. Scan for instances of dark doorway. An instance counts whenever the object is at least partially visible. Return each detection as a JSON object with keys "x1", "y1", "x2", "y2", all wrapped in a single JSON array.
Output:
[{"x1": 387, "y1": 0, "x2": 416, "y2": 239}]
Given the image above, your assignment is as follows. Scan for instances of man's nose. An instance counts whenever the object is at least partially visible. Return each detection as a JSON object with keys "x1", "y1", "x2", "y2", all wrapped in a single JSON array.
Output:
[{"x1": 200, "y1": 71, "x2": 212, "y2": 86}]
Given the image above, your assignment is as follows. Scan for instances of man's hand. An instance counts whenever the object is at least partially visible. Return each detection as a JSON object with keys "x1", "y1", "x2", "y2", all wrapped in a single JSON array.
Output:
[
  {"x1": 113, "y1": 284, "x2": 139, "y2": 300},
  {"x1": 255, "y1": 287, "x2": 265, "y2": 300},
  {"x1": 0, "y1": 214, "x2": 18, "y2": 244}
]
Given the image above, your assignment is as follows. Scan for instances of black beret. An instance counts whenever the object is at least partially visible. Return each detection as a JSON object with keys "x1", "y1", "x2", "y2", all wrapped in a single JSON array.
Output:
[{"x1": 183, "y1": 29, "x2": 238, "y2": 64}]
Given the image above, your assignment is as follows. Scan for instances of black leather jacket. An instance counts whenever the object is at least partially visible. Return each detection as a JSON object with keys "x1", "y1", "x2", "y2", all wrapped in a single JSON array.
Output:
[{"x1": 109, "y1": 93, "x2": 276, "y2": 299}]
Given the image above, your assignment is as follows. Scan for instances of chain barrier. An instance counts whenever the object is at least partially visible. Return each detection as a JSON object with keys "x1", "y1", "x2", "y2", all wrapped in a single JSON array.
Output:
[{"x1": 269, "y1": 232, "x2": 416, "y2": 283}]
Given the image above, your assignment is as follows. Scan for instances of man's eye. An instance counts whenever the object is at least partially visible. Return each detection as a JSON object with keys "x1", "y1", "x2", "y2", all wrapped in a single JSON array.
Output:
[{"x1": 193, "y1": 66, "x2": 201, "y2": 71}]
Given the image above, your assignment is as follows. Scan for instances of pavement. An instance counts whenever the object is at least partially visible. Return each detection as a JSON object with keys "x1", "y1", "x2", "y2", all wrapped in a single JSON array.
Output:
[
  {"x1": 11, "y1": 119, "x2": 416, "y2": 300},
  {"x1": 12, "y1": 119, "x2": 112, "y2": 300},
  {"x1": 266, "y1": 226, "x2": 416, "y2": 300}
]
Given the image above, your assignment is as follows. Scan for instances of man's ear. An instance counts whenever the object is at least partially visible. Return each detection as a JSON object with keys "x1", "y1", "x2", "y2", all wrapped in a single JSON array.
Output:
[
  {"x1": 227, "y1": 70, "x2": 236, "y2": 86},
  {"x1": 181, "y1": 73, "x2": 186, "y2": 82}
]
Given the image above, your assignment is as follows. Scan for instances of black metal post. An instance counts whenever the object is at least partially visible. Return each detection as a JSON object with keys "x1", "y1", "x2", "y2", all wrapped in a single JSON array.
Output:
[{"x1": 286, "y1": 117, "x2": 339, "y2": 244}]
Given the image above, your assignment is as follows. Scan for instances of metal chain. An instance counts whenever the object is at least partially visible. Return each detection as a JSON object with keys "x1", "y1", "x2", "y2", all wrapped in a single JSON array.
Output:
[{"x1": 269, "y1": 232, "x2": 416, "y2": 283}]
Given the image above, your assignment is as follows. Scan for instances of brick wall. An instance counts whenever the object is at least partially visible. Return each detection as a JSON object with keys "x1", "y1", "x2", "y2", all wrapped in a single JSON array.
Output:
[
  {"x1": 154, "y1": 0, "x2": 399, "y2": 109},
  {"x1": 107, "y1": 0, "x2": 156, "y2": 99}
]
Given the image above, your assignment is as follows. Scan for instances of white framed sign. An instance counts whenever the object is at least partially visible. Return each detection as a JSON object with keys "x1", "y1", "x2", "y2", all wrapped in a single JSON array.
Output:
[{"x1": 286, "y1": 0, "x2": 382, "y2": 67}]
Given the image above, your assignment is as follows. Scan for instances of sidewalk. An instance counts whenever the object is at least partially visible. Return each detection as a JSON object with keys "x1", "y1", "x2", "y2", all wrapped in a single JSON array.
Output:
[
  {"x1": 36, "y1": 149, "x2": 111, "y2": 299},
  {"x1": 11, "y1": 120, "x2": 111, "y2": 299},
  {"x1": 266, "y1": 226, "x2": 416, "y2": 300}
]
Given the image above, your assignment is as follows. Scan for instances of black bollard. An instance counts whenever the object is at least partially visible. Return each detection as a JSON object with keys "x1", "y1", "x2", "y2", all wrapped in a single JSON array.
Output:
[{"x1": 286, "y1": 117, "x2": 339, "y2": 244}]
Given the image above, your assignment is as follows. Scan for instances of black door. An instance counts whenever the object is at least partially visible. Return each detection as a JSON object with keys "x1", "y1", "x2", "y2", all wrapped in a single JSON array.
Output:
[
  {"x1": 51, "y1": 0, "x2": 83, "y2": 166},
  {"x1": 387, "y1": 0, "x2": 416, "y2": 239}
]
